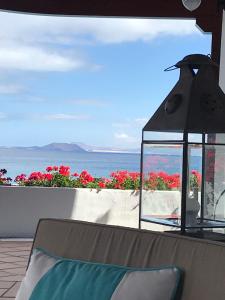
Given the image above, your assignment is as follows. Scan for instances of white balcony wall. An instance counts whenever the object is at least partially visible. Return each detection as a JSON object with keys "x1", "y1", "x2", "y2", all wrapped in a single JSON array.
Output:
[{"x1": 0, "y1": 187, "x2": 180, "y2": 237}]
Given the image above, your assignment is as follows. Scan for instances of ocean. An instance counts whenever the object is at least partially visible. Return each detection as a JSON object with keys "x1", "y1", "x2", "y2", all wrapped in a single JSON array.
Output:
[
  {"x1": 0, "y1": 148, "x2": 202, "y2": 180},
  {"x1": 0, "y1": 149, "x2": 141, "y2": 180}
]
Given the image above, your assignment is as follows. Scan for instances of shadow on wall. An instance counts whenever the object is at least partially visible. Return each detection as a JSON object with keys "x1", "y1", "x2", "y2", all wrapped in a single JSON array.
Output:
[{"x1": 95, "y1": 210, "x2": 110, "y2": 224}]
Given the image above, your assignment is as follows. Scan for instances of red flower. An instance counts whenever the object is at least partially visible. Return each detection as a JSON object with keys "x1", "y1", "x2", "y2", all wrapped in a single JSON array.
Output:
[
  {"x1": 15, "y1": 174, "x2": 27, "y2": 182},
  {"x1": 79, "y1": 170, "x2": 94, "y2": 183},
  {"x1": 46, "y1": 166, "x2": 53, "y2": 172},
  {"x1": 59, "y1": 166, "x2": 70, "y2": 176},
  {"x1": 29, "y1": 172, "x2": 43, "y2": 181},
  {"x1": 80, "y1": 170, "x2": 88, "y2": 177},
  {"x1": 81, "y1": 179, "x2": 88, "y2": 185},
  {"x1": 129, "y1": 172, "x2": 140, "y2": 180},
  {"x1": 191, "y1": 170, "x2": 198, "y2": 175},
  {"x1": 98, "y1": 182, "x2": 106, "y2": 188},
  {"x1": 43, "y1": 174, "x2": 53, "y2": 181},
  {"x1": 73, "y1": 172, "x2": 79, "y2": 177}
]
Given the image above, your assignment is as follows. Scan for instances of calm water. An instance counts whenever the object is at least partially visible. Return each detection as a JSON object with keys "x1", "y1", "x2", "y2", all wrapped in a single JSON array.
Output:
[
  {"x1": 0, "y1": 149, "x2": 201, "y2": 180},
  {"x1": 0, "y1": 149, "x2": 141, "y2": 179}
]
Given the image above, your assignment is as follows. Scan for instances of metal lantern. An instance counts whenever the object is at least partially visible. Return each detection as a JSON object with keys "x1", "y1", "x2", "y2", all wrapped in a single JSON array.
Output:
[{"x1": 139, "y1": 54, "x2": 225, "y2": 239}]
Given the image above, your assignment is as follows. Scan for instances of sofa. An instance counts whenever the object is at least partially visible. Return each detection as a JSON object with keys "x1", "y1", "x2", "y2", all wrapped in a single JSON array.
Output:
[{"x1": 21, "y1": 218, "x2": 225, "y2": 299}]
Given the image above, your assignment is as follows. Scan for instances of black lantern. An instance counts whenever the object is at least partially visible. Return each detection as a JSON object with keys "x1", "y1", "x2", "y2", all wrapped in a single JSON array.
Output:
[{"x1": 139, "y1": 54, "x2": 225, "y2": 239}]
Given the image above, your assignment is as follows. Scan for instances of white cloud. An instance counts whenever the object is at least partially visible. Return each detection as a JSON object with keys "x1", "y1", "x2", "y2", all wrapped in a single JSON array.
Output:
[
  {"x1": 135, "y1": 118, "x2": 148, "y2": 125},
  {"x1": 113, "y1": 117, "x2": 148, "y2": 129},
  {"x1": 115, "y1": 133, "x2": 130, "y2": 139},
  {"x1": 0, "y1": 84, "x2": 24, "y2": 94},
  {"x1": 0, "y1": 12, "x2": 201, "y2": 72},
  {"x1": 0, "y1": 12, "x2": 200, "y2": 45},
  {"x1": 114, "y1": 132, "x2": 139, "y2": 144},
  {"x1": 0, "y1": 46, "x2": 85, "y2": 72},
  {"x1": 44, "y1": 113, "x2": 89, "y2": 121},
  {"x1": 113, "y1": 116, "x2": 149, "y2": 146},
  {"x1": 84, "y1": 18, "x2": 199, "y2": 44}
]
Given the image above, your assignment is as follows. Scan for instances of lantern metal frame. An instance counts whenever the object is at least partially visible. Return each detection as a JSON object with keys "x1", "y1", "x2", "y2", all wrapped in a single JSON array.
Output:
[{"x1": 139, "y1": 54, "x2": 225, "y2": 235}]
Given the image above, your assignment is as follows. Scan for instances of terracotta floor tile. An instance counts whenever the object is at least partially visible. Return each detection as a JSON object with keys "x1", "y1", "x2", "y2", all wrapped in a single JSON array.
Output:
[
  {"x1": 13, "y1": 262, "x2": 27, "y2": 268},
  {"x1": 3, "y1": 282, "x2": 21, "y2": 298},
  {"x1": 11, "y1": 247, "x2": 32, "y2": 251},
  {"x1": 5, "y1": 251, "x2": 30, "y2": 257},
  {"x1": 0, "y1": 249, "x2": 18, "y2": 254},
  {"x1": 0, "y1": 257, "x2": 27, "y2": 264},
  {"x1": 0, "y1": 289, "x2": 7, "y2": 297},
  {"x1": 0, "y1": 241, "x2": 31, "y2": 299},
  {"x1": 0, "y1": 263, "x2": 19, "y2": 270},
  {"x1": 0, "y1": 272, "x2": 12, "y2": 277},
  {"x1": 0, "y1": 282, "x2": 14, "y2": 289},
  {"x1": 0, "y1": 275, "x2": 24, "y2": 282},
  {"x1": 0, "y1": 243, "x2": 22, "y2": 248},
  {"x1": 3, "y1": 268, "x2": 26, "y2": 276}
]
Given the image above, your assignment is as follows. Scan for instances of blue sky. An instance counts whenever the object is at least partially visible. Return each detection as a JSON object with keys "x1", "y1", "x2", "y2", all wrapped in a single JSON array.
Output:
[{"x1": 0, "y1": 12, "x2": 211, "y2": 148}]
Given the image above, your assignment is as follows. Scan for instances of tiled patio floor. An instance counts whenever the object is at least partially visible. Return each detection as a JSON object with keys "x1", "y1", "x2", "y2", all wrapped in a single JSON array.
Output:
[{"x1": 0, "y1": 240, "x2": 32, "y2": 299}]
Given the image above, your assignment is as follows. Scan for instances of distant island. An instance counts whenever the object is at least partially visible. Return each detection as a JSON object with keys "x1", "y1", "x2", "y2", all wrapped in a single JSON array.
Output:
[{"x1": 0, "y1": 142, "x2": 140, "y2": 154}]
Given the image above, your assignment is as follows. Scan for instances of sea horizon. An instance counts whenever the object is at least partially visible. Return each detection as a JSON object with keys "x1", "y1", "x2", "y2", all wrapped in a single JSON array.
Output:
[{"x1": 0, "y1": 147, "x2": 202, "y2": 181}]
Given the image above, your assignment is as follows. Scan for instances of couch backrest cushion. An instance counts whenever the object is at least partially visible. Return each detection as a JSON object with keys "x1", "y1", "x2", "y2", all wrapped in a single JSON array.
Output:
[
  {"x1": 32, "y1": 219, "x2": 225, "y2": 300},
  {"x1": 22, "y1": 249, "x2": 181, "y2": 300}
]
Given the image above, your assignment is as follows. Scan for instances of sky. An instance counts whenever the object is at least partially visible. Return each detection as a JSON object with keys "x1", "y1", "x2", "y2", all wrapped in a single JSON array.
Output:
[{"x1": 0, "y1": 11, "x2": 211, "y2": 148}]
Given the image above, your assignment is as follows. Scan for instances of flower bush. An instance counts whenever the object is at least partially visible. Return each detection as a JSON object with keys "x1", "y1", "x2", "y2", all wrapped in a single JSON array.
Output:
[
  {"x1": 13, "y1": 165, "x2": 202, "y2": 191},
  {"x1": 0, "y1": 169, "x2": 12, "y2": 185},
  {"x1": 144, "y1": 172, "x2": 180, "y2": 190},
  {"x1": 190, "y1": 170, "x2": 201, "y2": 189}
]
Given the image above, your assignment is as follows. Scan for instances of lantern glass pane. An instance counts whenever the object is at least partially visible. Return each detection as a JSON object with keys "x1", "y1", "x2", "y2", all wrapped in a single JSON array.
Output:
[
  {"x1": 143, "y1": 131, "x2": 183, "y2": 141},
  {"x1": 205, "y1": 134, "x2": 225, "y2": 145},
  {"x1": 140, "y1": 143, "x2": 183, "y2": 228},
  {"x1": 215, "y1": 134, "x2": 225, "y2": 144},
  {"x1": 188, "y1": 133, "x2": 202, "y2": 143},
  {"x1": 205, "y1": 134, "x2": 216, "y2": 144},
  {"x1": 204, "y1": 145, "x2": 225, "y2": 223},
  {"x1": 186, "y1": 144, "x2": 202, "y2": 228}
]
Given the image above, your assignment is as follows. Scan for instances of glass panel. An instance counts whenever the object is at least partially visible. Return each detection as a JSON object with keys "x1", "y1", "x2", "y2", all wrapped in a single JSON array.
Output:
[
  {"x1": 204, "y1": 145, "x2": 225, "y2": 223},
  {"x1": 140, "y1": 143, "x2": 183, "y2": 228},
  {"x1": 206, "y1": 134, "x2": 225, "y2": 145},
  {"x1": 215, "y1": 134, "x2": 225, "y2": 144},
  {"x1": 205, "y1": 134, "x2": 216, "y2": 144},
  {"x1": 143, "y1": 131, "x2": 183, "y2": 142},
  {"x1": 188, "y1": 133, "x2": 202, "y2": 143},
  {"x1": 186, "y1": 144, "x2": 202, "y2": 228}
]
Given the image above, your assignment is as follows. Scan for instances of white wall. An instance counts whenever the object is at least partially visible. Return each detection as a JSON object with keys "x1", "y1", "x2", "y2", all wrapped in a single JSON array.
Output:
[{"x1": 0, "y1": 187, "x2": 180, "y2": 238}]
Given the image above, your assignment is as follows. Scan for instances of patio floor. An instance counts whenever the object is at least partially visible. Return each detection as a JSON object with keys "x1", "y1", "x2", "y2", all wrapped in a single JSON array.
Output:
[{"x1": 0, "y1": 240, "x2": 32, "y2": 299}]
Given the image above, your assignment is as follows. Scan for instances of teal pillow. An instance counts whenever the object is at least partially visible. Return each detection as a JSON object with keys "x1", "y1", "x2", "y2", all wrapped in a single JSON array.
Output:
[{"x1": 16, "y1": 248, "x2": 182, "y2": 300}]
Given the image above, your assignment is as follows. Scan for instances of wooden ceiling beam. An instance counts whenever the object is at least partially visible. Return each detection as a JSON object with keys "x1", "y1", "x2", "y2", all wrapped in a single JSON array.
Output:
[{"x1": 0, "y1": 0, "x2": 219, "y2": 19}]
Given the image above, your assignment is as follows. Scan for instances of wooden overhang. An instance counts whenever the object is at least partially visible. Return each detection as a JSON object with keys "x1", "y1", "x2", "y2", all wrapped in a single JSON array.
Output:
[{"x1": 0, "y1": 0, "x2": 223, "y2": 63}]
